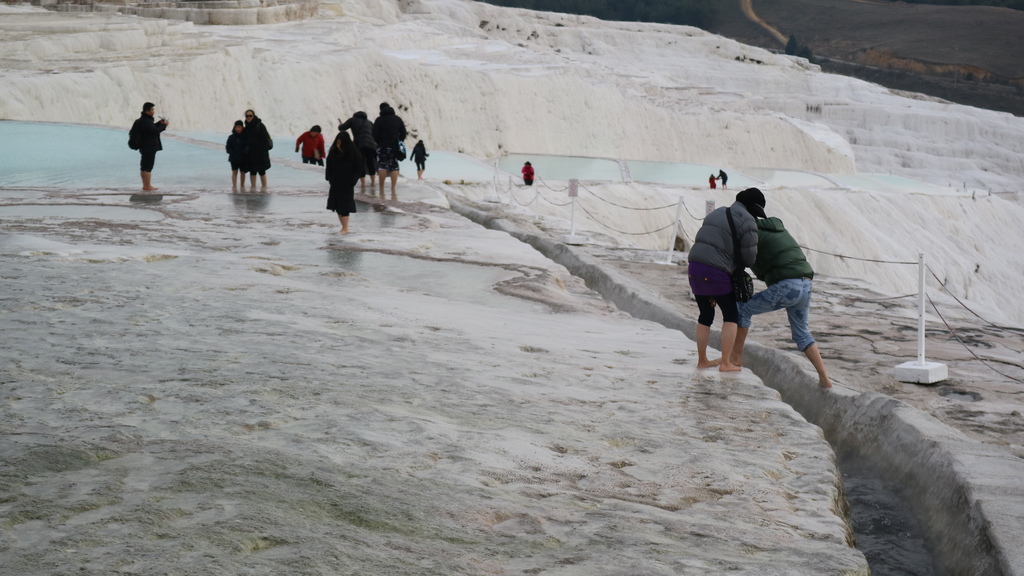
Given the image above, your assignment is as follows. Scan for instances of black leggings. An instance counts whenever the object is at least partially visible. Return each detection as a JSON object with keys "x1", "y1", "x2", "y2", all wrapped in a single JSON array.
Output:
[
  {"x1": 359, "y1": 146, "x2": 377, "y2": 176},
  {"x1": 695, "y1": 292, "x2": 739, "y2": 326}
]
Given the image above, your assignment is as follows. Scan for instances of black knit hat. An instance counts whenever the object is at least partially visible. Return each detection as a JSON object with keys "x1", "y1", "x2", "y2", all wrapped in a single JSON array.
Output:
[{"x1": 736, "y1": 187, "x2": 767, "y2": 218}]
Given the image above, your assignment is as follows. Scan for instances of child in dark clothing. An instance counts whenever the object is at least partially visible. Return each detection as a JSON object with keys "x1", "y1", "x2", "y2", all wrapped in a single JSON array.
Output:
[{"x1": 225, "y1": 120, "x2": 247, "y2": 190}]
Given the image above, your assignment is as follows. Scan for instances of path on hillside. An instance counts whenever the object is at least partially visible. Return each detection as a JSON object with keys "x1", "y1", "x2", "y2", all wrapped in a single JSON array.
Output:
[{"x1": 740, "y1": 0, "x2": 788, "y2": 45}]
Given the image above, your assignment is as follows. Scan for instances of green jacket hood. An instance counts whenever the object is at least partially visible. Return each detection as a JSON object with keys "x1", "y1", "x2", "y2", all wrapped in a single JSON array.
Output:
[{"x1": 757, "y1": 216, "x2": 786, "y2": 233}]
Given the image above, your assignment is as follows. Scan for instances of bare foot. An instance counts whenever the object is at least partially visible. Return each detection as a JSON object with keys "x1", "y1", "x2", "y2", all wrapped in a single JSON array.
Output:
[
  {"x1": 143, "y1": 186, "x2": 159, "y2": 191},
  {"x1": 339, "y1": 229, "x2": 349, "y2": 235},
  {"x1": 696, "y1": 358, "x2": 722, "y2": 369},
  {"x1": 718, "y1": 362, "x2": 742, "y2": 372},
  {"x1": 819, "y1": 378, "x2": 833, "y2": 389}
]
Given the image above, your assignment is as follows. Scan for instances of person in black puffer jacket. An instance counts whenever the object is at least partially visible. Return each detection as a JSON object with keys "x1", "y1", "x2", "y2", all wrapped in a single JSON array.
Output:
[
  {"x1": 339, "y1": 111, "x2": 377, "y2": 192},
  {"x1": 372, "y1": 102, "x2": 407, "y2": 199}
]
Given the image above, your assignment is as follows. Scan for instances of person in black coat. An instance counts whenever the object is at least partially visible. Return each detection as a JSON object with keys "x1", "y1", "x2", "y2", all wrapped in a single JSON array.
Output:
[
  {"x1": 225, "y1": 120, "x2": 247, "y2": 191},
  {"x1": 130, "y1": 101, "x2": 168, "y2": 191},
  {"x1": 243, "y1": 109, "x2": 272, "y2": 191},
  {"x1": 372, "y1": 102, "x2": 407, "y2": 198},
  {"x1": 325, "y1": 131, "x2": 365, "y2": 234},
  {"x1": 338, "y1": 111, "x2": 377, "y2": 192}
]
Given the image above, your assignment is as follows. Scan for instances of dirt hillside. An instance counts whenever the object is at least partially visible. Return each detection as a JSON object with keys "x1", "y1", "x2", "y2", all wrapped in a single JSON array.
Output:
[{"x1": 709, "y1": 0, "x2": 1024, "y2": 115}]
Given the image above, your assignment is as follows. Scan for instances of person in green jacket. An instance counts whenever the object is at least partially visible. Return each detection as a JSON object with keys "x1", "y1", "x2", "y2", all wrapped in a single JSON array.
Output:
[{"x1": 730, "y1": 216, "x2": 832, "y2": 388}]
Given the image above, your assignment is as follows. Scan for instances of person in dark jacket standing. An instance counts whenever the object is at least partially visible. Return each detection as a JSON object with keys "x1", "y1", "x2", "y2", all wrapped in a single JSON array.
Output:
[
  {"x1": 130, "y1": 102, "x2": 168, "y2": 191},
  {"x1": 339, "y1": 111, "x2": 377, "y2": 192},
  {"x1": 325, "y1": 131, "x2": 364, "y2": 234},
  {"x1": 372, "y1": 102, "x2": 407, "y2": 199},
  {"x1": 686, "y1": 187, "x2": 765, "y2": 372},
  {"x1": 225, "y1": 120, "x2": 247, "y2": 191},
  {"x1": 411, "y1": 140, "x2": 428, "y2": 180},
  {"x1": 730, "y1": 216, "x2": 832, "y2": 388},
  {"x1": 717, "y1": 169, "x2": 728, "y2": 189},
  {"x1": 243, "y1": 109, "x2": 272, "y2": 191}
]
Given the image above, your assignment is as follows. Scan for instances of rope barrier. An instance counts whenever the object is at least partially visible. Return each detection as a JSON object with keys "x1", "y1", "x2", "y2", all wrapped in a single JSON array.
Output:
[
  {"x1": 679, "y1": 200, "x2": 707, "y2": 222},
  {"x1": 573, "y1": 201, "x2": 677, "y2": 236},
  {"x1": 506, "y1": 184, "x2": 540, "y2": 208},
  {"x1": 799, "y1": 245, "x2": 917, "y2": 265},
  {"x1": 578, "y1": 182, "x2": 678, "y2": 211},
  {"x1": 926, "y1": 265, "x2": 1024, "y2": 334},
  {"x1": 927, "y1": 295, "x2": 1024, "y2": 383},
  {"x1": 846, "y1": 293, "x2": 918, "y2": 302},
  {"x1": 537, "y1": 177, "x2": 569, "y2": 192},
  {"x1": 537, "y1": 189, "x2": 573, "y2": 207}
]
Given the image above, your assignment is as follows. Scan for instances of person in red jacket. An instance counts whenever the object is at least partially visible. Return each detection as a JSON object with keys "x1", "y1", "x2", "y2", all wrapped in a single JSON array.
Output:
[
  {"x1": 522, "y1": 161, "x2": 535, "y2": 186},
  {"x1": 709, "y1": 173, "x2": 717, "y2": 189},
  {"x1": 295, "y1": 125, "x2": 326, "y2": 166}
]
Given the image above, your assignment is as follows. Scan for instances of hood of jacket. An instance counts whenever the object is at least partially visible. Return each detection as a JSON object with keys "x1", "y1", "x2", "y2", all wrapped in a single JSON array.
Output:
[
  {"x1": 354, "y1": 111, "x2": 368, "y2": 120},
  {"x1": 757, "y1": 216, "x2": 785, "y2": 233}
]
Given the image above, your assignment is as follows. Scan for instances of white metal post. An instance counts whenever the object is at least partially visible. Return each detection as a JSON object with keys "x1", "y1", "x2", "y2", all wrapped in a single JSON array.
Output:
[
  {"x1": 916, "y1": 252, "x2": 926, "y2": 365},
  {"x1": 662, "y1": 198, "x2": 684, "y2": 265},
  {"x1": 894, "y1": 251, "x2": 947, "y2": 384},
  {"x1": 484, "y1": 159, "x2": 500, "y2": 203},
  {"x1": 562, "y1": 178, "x2": 585, "y2": 245}
]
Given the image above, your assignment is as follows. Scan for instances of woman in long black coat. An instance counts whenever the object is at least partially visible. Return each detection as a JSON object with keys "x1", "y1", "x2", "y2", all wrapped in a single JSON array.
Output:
[
  {"x1": 243, "y1": 109, "x2": 272, "y2": 190},
  {"x1": 325, "y1": 131, "x2": 364, "y2": 234}
]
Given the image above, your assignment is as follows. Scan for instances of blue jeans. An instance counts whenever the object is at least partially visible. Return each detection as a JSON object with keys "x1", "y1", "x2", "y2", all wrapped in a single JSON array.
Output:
[{"x1": 737, "y1": 278, "x2": 815, "y2": 351}]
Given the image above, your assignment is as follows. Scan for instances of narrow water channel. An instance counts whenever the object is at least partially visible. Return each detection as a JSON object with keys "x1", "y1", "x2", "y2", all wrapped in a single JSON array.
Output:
[{"x1": 839, "y1": 452, "x2": 938, "y2": 575}]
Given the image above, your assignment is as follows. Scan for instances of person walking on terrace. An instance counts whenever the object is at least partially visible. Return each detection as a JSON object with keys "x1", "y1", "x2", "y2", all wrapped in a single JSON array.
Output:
[
  {"x1": 325, "y1": 131, "x2": 364, "y2": 235},
  {"x1": 338, "y1": 111, "x2": 377, "y2": 192},
  {"x1": 718, "y1": 169, "x2": 728, "y2": 189},
  {"x1": 686, "y1": 188, "x2": 765, "y2": 372},
  {"x1": 372, "y1": 102, "x2": 407, "y2": 199},
  {"x1": 729, "y1": 214, "x2": 832, "y2": 388},
  {"x1": 130, "y1": 101, "x2": 168, "y2": 191},
  {"x1": 411, "y1": 140, "x2": 428, "y2": 180}
]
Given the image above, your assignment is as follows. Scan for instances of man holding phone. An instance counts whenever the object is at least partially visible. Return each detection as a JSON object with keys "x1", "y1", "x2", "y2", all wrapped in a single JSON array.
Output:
[{"x1": 130, "y1": 102, "x2": 169, "y2": 191}]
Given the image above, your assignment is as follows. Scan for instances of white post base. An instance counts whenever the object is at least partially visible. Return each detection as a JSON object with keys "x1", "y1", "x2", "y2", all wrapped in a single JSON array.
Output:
[
  {"x1": 561, "y1": 234, "x2": 587, "y2": 245},
  {"x1": 893, "y1": 361, "x2": 948, "y2": 384}
]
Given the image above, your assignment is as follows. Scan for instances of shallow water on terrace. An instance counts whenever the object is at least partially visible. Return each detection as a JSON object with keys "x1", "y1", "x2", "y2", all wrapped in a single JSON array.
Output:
[
  {"x1": 0, "y1": 205, "x2": 164, "y2": 220},
  {"x1": 180, "y1": 130, "x2": 497, "y2": 183},
  {"x1": 498, "y1": 153, "x2": 623, "y2": 182},
  {"x1": 0, "y1": 121, "x2": 326, "y2": 190},
  {"x1": 323, "y1": 250, "x2": 548, "y2": 314},
  {"x1": 626, "y1": 160, "x2": 760, "y2": 188}
]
